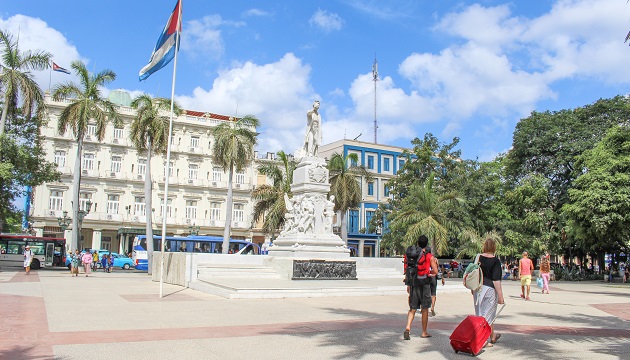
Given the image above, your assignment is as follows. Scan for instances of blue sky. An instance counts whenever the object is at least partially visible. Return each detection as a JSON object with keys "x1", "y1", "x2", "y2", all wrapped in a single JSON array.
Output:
[{"x1": 2, "y1": 0, "x2": 630, "y2": 161}]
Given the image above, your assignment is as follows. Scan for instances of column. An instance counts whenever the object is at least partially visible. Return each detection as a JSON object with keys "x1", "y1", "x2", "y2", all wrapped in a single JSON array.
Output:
[
  {"x1": 64, "y1": 229, "x2": 73, "y2": 253},
  {"x1": 92, "y1": 229, "x2": 102, "y2": 250},
  {"x1": 358, "y1": 239, "x2": 365, "y2": 257}
]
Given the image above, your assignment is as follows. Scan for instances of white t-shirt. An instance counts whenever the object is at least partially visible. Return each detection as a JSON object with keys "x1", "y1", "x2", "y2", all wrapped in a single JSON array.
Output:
[{"x1": 23, "y1": 249, "x2": 34, "y2": 265}]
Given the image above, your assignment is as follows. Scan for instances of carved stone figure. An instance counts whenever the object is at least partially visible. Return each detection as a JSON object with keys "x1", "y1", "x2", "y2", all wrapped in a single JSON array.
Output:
[{"x1": 303, "y1": 100, "x2": 322, "y2": 157}]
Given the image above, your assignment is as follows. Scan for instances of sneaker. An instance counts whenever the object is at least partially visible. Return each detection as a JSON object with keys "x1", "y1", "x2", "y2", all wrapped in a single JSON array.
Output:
[
  {"x1": 520, "y1": 294, "x2": 525, "y2": 299},
  {"x1": 403, "y1": 330, "x2": 410, "y2": 340},
  {"x1": 526, "y1": 296, "x2": 530, "y2": 300}
]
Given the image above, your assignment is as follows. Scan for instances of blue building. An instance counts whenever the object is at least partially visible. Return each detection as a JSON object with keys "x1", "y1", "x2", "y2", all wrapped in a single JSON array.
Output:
[{"x1": 319, "y1": 139, "x2": 409, "y2": 257}]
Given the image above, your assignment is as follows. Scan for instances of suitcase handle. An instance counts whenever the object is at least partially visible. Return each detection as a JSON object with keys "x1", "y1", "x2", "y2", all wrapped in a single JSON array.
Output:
[{"x1": 490, "y1": 304, "x2": 506, "y2": 325}]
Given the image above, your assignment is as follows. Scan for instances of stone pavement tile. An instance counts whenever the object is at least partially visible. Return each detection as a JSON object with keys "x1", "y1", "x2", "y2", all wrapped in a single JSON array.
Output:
[{"x1": 590, "y1": 303, "x2": 630, "y2": 322}]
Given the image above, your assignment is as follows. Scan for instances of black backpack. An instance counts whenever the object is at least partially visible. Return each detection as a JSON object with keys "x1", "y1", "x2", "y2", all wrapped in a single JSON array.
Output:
[{"x1": 404, "y1": 245, "x2": 428, "y2": 286}]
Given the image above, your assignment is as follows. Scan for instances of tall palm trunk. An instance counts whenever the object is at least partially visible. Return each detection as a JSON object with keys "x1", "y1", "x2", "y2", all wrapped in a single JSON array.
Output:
[
  {"x1": 0, "y1": 92, "x2": 10, "y2": 136},
  {"x1": 72, "y1": 137, "x2": 83, "y2": 252},
  {"x1": 222, "y1": 166, "x2": 234, "y2": 254},
  {"x1": 145, "y1": 143, "x2": 154, "y2": 274},
  {"x1": 340, "y1": 211, "x2": 348, "y2": 245}
]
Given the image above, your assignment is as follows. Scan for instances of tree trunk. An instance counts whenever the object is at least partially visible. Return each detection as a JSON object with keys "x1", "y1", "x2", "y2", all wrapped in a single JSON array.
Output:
[
  {"x1": 145, "y1": 144, "x2": 154, "y2": 275},
  {"x1": 72, "y1": 137, "x2": 83, "y2": 252},
  {"x1": 0, "y1": 91, "x2": 9, "y2": 136},
  {"x1": 340, "y1": 211, "x2": 348, "y2": 245},
  {"x1": 222, "y1": 166, "x2": 234, "y2": 253}
]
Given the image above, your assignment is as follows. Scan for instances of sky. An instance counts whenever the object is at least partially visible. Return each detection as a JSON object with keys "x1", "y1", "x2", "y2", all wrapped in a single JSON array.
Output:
[{"x1": 2, "y1": 0, "x2": 630, "y2": 161}]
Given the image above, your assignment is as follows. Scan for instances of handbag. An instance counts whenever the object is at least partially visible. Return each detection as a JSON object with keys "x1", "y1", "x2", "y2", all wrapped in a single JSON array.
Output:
[{"x1": 537, "y1": 276, "x2": 544, "y2": 288}]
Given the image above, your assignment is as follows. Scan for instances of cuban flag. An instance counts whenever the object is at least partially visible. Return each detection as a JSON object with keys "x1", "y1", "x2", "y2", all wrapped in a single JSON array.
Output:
[
  {"x1": 139, "y1": 0, "x2": 182, "y2": 81},
  {"x1": 52, "y1": 62, "x2": 70, "y2": 74}
]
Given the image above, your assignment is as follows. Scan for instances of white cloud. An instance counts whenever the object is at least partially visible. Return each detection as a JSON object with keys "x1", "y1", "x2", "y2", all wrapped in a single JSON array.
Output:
[
  {"x1": 309, "y1": 9, "x2": 343, "y2": 33},
  {"x1": 242, "y1": 9, "x2": 271, "y2": 18},
  {"x1": 182, "y1": 15, "x2": 245, "y2": 61},
  {"x1": 0, "y1": 15, "x2": 83, "y2": 91},
  {"x1": 176, "y1": 53, "x2": 317, "y2": 153}
]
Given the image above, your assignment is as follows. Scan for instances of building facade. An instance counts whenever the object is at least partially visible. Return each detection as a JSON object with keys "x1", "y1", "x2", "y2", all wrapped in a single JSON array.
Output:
[
  {"x1": 319, "y1": 139, "x2": 409, "y2": 257},
  {"x1": 31, "y1": 91, "x2": 257, "y2": 254}
]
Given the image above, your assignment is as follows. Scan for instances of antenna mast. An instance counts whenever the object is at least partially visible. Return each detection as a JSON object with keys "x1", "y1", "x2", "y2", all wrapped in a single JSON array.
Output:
[{"x1": 372, "y1": 57, "x2": 378, "y2": 143}]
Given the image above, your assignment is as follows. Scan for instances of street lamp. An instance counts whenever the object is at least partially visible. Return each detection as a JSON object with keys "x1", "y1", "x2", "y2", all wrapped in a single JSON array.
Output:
[
  {"x1": 189, "y1": 224, "x2": 200, "y2": 236},
  {"x1": 57, "y1": 211, "x2": 71, "y2": 232},
  {"x1": 77, "y1": 199, "x2": 93, "y2": 223}
]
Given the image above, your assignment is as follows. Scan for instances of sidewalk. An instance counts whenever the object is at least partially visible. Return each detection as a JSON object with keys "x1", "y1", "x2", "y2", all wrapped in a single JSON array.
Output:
[{"x1": 1, "y1": 268, "x2": 629, "y2": 360}]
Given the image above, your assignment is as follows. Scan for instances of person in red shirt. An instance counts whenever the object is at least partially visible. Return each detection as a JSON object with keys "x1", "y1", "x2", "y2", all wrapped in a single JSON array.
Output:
[{"x1": 519, "y1": 251, "x2": 534, "y2": 300}]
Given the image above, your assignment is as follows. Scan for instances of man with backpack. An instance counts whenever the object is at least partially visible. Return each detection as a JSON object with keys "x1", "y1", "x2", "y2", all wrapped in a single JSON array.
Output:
[{"x1": 403, "y1": 235, "x2": 439, "y2": 340}]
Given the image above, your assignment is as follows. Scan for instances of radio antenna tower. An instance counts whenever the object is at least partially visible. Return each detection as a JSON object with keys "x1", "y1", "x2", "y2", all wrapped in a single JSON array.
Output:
[{"x1": 372, "y1": 57, "x2": 378, "y2": 144}]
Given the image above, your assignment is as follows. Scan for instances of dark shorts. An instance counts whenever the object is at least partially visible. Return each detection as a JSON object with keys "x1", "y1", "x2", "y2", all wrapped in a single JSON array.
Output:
[
  {"x1": 430, "y1": 276, "x2": 437, "y2": 297},
  {"x1": 409, "y1": 282, "x2": 432, "y2": 310}
]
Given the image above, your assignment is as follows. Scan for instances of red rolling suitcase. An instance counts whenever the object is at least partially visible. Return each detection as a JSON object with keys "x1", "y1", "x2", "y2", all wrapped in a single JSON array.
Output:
[{"x1": 450, "y1": 305, "x2": 505, "y2": 356}]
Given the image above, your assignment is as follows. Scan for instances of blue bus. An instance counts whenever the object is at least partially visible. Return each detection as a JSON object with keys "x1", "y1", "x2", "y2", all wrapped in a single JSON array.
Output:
[{"x1": 132, "y1": 235, "x2": 260, "y2": 271}]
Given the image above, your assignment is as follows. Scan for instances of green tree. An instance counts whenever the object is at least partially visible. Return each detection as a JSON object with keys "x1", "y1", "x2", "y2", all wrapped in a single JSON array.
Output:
[
  {"x1": 563, "y1": 125, "x2": 630, "y2": 255},
  {"x1": 0, "y1": 111, "x2": 59, "y2": 231},
  {"x1": 456, "y1": 229, "x2": 503, "y2": 259},
  {"x1": 327, "y1": 153, "x2": 372, "y2": 244},
  {"x1": 130, "y1": 94, "x2": 182, "y2": 273},
  {"x1": 0, "y1": 30, "x2": 51, "y2": 136},
  {"x1": 251, "y1": 151, "x2": 296, "y2": 239},
  {"x1": 52, "y1": 61, "x2": 119, "y2": 252},
  {"x1": 212, "y1": 115, "x2": 260, "y2": 253},
  {"x1": 389, "y1": 175, "x2": 462, "y2": 255},
  {"x1": 505, "y1": 97, "x2": 630, "y2": 252}
]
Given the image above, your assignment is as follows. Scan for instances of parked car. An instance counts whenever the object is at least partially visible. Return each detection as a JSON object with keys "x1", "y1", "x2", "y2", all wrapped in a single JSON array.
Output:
[
  {"x1": 65, "y1": 250, "x2": 134, "y2": 270},
  {"x1": 100, "y1": 253, "x2": 134, "y2": 270}
]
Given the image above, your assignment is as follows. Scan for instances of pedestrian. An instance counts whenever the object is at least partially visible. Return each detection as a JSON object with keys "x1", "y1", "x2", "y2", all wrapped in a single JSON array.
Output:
[
  {"x1": 70, "y1": 250, "x2": 80, "y2": 277},
  {"x1": 540, "y1": 254, "x2": 551, "y2": 294},
  {"x1": 426, "y1": 247, "x2": 438, "y2": 317},
  {"x1": 519, "y1": 251, "x2": 534, "y2": 300},
  {"x1": 23, "y1": 245, "x2": 34, "y2": 275},
  {"x1": 473, "y1": 238, "x2": 505, "y2": 348},
  {"x1": 101, "y1": 254, "x2": 108, "y2": 272},
  {"x1": 92, "y1": 251, "x2": 99, "y2": 271},
  {"x1": 81, "y1": 250, "x2": 93, "y2": 277},
  {"x1": 403, "y1": 235, "x2": 438, "y2": 340},
  {"x1": 512, "y1": 261, "x2": 518, "y2": 281},
  {"x1": 438, "y1": 264, "x2": 445, "y2": 286},
  {"x1": 108, "y1": 254, "x2": 114, "y2": 273}
]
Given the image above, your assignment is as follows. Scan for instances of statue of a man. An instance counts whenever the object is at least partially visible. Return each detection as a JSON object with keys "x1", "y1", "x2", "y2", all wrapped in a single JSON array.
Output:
[{"x1": 303, "y1": 100, "x2": 322, "y2": 157}]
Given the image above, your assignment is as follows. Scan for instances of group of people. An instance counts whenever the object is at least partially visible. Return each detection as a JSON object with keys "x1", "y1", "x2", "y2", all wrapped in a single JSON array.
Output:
[
  {"x1": 68, "y1": 250, "x2": 114, "y2": 277},
  {"x1": 404, "y1": 235, "x2": 557, "y2": 349}
]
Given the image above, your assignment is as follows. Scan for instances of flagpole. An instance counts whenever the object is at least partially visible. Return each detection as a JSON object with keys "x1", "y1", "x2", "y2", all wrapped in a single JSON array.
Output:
[
  {"x1": 160, "y1": 0, "x2": 182, "y2": 299},
  {"x1": 48, "y1": 61, "x2": 52, "y2": 94}
]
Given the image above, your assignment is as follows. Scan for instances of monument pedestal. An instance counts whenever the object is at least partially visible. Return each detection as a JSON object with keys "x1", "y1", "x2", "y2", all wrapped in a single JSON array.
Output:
[{"x1": 267, "y1": 156, "x2": 354, "y2": 279}]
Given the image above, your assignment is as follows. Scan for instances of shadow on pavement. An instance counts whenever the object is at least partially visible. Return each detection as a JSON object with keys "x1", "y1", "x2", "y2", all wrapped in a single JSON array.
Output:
[
  {"x1": 0, "y1": 345, "x2": 69, "y2": 360},
  {"x1": 270, "y1": 306, "x2": 630, "y2": 360}
]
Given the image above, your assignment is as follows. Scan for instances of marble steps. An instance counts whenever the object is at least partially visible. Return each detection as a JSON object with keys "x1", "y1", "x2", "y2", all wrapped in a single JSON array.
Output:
[
  {"x1": 356, "y1": 267, "x2": 403, "y2": 279},
  {"x1": 197, "y1": 263, "x2": 282, "y2": 279}
]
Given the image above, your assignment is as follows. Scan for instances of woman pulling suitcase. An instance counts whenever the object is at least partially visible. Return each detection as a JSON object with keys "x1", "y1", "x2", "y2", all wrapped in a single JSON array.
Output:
[
  {"x1": 473, "y1": 238, "x2": 505, "y2": 347},
  {"x1": 450, "y1": 238, "x2": 505, "y2": 355}
]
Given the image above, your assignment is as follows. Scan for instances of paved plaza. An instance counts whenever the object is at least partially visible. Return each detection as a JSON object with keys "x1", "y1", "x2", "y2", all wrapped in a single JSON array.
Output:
[{"x1": 0, "y1": 267, "x2": 629, "y2": 360}]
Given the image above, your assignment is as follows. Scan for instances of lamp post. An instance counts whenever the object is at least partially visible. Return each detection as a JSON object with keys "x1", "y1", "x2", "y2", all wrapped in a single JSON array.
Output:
[
  {"x1": 189, "y1": 224, "x2": 200, "y2": 236},
  {"x1": 57, "y1": 211, "x2": 71, "y2": 232},
  {"x1": 76, "y1": 200, "x2": 93, "y2": 250}
]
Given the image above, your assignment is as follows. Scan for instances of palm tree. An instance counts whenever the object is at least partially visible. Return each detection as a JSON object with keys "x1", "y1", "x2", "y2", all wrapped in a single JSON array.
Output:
[
  {"x1": 456, "y1": 229, "x2": 502, "y2": 259},
  {"x1": 0, "y1": 30, "x2": 51, "y2": 136},
  {"x1": 52, "y1": 61, "x2": 119, "y2": 252},
  {"x1": 328, "y1": 153, "x2": 373, "y2": 244},
  {"x1": 212, "y1": 115, "x2": 260, "y2": 253},
  {"x1": 390, "y1": 175, "x2": 462, "y2": 255},
  {"x1": 252, "y1": 151, "x2": 295, "y2": 239},
  {"x1": 130, "y1": 94, "x2": 182, "y2": 274}
]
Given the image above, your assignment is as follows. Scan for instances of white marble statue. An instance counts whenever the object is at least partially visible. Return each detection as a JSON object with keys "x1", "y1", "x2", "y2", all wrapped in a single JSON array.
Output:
[{"x1": 303, "y1": 100, "x2": 322, "y2": 157}]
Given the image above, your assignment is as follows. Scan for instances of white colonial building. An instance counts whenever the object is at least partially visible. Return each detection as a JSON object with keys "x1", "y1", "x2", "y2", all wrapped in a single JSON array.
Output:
[{"x1": 30, "y1": 90, "x2": 258, "y2": 254}]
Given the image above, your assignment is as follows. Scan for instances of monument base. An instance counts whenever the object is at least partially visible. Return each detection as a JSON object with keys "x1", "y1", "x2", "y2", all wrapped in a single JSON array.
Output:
[{"x1": 266, "y1": 256, "x2": 357, "y2": 280}]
